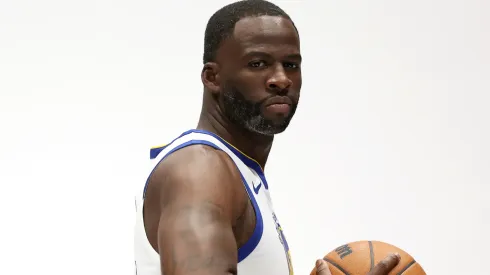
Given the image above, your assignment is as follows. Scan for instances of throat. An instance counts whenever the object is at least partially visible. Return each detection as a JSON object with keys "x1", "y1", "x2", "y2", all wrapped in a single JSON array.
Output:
[{"x1": 197, "y1": 110, "x2": 273, "y2": 169}]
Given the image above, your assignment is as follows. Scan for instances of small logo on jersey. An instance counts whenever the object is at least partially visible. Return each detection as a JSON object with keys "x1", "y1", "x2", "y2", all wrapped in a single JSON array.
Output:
[
  {"x1": 273, "y1": 213, "x2": 294, "y2": 275},
  {"x1": 252, "y1": 180, "x2": 262, "y2": 194}
]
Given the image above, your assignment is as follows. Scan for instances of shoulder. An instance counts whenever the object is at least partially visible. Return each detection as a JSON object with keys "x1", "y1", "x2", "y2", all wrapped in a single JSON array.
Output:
[
  {"x1": 155, "y1": 144, "x2": 240, "y2": 183},
  {"x1": 146, "y1": 144, "x2": 247, "y2": 211}
]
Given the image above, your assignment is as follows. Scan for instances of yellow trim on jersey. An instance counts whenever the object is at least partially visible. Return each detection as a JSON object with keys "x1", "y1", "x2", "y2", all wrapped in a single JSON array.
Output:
[
  {"x1": 150, "y1": 143, "x2": 167, "y2": 149},
  {"x1": 149, "y1": 131, "x2": 264, "y2": 171},
  {"x1": 287, "y1": 250, "x2": 294, "y2": 275},
  {"x1": 215, "y1": 135, "x2": 264, "y2": 171}
]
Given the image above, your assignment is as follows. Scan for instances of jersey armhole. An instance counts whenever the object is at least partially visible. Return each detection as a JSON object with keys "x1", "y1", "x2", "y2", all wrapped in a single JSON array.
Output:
[{"x1": 142, "y1": 139, "x2": 264, "y2": 262}]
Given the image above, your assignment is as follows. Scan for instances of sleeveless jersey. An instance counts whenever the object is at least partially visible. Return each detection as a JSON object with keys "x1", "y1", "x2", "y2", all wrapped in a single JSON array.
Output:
[{"x1": 134, "y1": 129, "x2": 294, "y2": 275}]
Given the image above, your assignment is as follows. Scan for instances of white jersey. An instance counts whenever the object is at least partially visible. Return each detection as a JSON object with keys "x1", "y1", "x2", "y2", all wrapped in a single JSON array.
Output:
[{"x1": 134, "y1": 129, "x2": 294, "y2": 275}]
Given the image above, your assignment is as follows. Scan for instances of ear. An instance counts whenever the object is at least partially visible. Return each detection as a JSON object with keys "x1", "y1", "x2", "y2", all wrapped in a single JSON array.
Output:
[{"x1": 201, "y1": 62, "x2": 221, "y2": 94}]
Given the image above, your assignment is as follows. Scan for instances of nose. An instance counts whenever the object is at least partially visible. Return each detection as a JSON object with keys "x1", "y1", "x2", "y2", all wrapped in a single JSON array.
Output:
[{"x1": 266, "y1": 66, "x2": 292, "y2": 92}]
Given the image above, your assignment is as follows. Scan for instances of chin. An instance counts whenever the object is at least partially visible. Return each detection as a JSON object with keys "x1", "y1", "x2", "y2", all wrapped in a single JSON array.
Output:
[
  {"x1": 241, "y1": 115, "x2": 293, "y2": 136},
  {"x1": 247, "y1": 124, "x2": 289, "y2": 136}
]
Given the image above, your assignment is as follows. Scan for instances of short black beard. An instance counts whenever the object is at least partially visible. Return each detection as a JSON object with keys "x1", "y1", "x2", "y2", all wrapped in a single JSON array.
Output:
[{"x1": 221, "y1": 83, "x2": 297, "y2": 136}]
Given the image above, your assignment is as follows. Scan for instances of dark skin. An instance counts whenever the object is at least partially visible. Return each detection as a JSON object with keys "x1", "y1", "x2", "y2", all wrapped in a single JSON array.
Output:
[{"x1": 143, "y1": 15, "x2": 400, "y2": 275}]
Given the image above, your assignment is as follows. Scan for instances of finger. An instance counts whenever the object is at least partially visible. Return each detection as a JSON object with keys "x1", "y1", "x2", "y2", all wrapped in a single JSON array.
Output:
[
  {"x1": 367, "y1": 253, "x2": 401, "y2": 275},
  {"x1": 315, "y1": 259, "x2": 332, "y2": 275}
]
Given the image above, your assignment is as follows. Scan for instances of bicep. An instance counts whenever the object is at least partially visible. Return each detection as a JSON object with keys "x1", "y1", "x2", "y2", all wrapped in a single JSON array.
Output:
[
  {"x1": 154, "y1": 147, "x2": 245, "y2": 275},
  {"x1": 158, "y1": 200, "x2": 237, "y2": 275}
]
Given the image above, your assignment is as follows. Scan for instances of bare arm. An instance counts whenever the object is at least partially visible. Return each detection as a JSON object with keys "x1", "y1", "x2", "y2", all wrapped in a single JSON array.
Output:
[{"x1": 150, "y1": 145, "x2": 247, "y2": 275}]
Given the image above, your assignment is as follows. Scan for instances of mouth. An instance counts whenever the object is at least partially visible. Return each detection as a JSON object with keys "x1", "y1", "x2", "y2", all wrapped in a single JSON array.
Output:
[
  {"x1": 264, "y1": 96, "x2": 292, "y2": 107},
  {"x1": 264, "y1": 96, "x2": 292, "y2": 114}
]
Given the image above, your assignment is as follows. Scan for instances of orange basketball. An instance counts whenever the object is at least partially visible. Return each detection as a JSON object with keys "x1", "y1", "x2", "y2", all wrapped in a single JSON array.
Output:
[{"x1": 310, "y1": 241, "x2": 426, "y2": 275}]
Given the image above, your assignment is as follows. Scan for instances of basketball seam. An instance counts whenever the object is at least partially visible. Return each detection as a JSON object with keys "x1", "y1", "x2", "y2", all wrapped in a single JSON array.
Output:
[
  {"x1": 368, "y1": 241, "x2": 375, "y2": 271},
  {"x1": 323, "y1": 258, "x2": 350, "y2": 275},
  {"x1": 397, "y1": 260, "x2": 416, "y2": 275}
]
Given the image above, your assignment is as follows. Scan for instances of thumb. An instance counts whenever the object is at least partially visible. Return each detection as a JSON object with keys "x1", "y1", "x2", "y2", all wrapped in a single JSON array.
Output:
[{"x1": 315, "y1": 259, "x2": 332, "y2": 275}]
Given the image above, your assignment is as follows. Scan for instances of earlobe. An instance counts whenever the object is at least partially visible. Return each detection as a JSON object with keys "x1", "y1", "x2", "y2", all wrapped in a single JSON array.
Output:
[{"x1": 201, "y1": 63, "x2": 220, "y2": 94}]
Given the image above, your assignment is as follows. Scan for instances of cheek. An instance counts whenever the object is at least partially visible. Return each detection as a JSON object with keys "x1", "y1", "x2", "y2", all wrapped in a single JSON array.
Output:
[
  {"x1": 234, "y1": 76, "x2": 267, "y2": 100},
  {"x1": 290, "y1": 75, "x2": 302, "y2": 94},
  {"x1": 293, "y1": 79, "x2": 302, "y2": 91},
  {"x1": 291, "y1": 71, "x2": 302, "y2": 87}
]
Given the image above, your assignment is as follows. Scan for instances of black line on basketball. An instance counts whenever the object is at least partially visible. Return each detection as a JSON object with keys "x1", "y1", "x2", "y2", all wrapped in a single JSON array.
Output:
[
  {"x1": 397, "y1": 260, "x2": 416, "y2": 275},
  {"x1": 324, "y1": 258, "x2": 350, "y2": 275},
  {"x1": 368, "y1": 241, "x2": 374, "y2": 271}
]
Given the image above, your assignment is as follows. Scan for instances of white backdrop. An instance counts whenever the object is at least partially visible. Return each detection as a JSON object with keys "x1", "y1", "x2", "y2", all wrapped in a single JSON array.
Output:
[{"x1": 1, "y1": 0, "x2": 489, "y2": 274}]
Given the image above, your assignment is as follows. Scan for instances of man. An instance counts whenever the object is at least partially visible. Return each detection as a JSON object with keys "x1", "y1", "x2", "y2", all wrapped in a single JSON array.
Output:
[{"x1": 134, "y1": 1, "x2": 400, "y2": 274}]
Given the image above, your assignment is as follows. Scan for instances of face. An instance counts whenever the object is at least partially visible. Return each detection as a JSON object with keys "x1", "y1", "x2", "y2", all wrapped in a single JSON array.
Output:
[{"x1": 212, "y1": 16, "x2": 302, "y2": 136}]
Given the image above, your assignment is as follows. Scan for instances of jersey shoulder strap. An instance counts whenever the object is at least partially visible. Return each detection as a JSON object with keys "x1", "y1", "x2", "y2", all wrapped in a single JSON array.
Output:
[{"x1": 142, "y1": 129, "x2": 255, "y2": 198}]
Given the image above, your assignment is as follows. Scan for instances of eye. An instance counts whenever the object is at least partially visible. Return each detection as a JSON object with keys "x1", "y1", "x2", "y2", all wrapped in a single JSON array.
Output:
[
  {"x1": 248, "y1": 60, "x2": 267, "y2": 68},
  {"x1": 283, "y1": 62, "x2": 300, "y2": 69}
]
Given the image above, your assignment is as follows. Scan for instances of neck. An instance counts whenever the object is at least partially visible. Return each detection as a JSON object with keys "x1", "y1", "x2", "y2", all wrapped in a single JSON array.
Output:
[{"x1": 196, "y1": 102, "x2": 273, "y2": 169}]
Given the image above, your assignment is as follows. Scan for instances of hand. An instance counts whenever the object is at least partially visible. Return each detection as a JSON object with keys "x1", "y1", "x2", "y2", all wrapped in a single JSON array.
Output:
[
  {"x1": 314, "y1": 259, "x2": 332, "y2": 275},
  {"x1": 366, "y1": 253, "x2": 401, "y2": 275},
  {"x1": 315, "y1": 253, "x2": 401, "y2": 275}
]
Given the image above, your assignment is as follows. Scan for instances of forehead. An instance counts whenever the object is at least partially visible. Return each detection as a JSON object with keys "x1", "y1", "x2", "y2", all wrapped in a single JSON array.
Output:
[{"x1": 225, "y1": 15, "x2": 300, "y2": 57}]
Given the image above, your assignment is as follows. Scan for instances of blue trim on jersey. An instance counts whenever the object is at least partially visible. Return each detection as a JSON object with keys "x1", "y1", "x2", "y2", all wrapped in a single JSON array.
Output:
[
  {"x1": 144, "y1": 139, "x2": 206, "y2": 197},
  {"x1": 150, "y1": 131, "x2": 192, "y2": 159},
  {"x1": 150, "y1": 146, "x2": 167, "y2": 159},
  {"x1": 189, "y1": 129, "x2": 270, "y2": 190},
  {"x1": 143, "y1": 137, "x2": 264, "y2": 263},
  {"x1": 236, "y1": 171, "x2": 264, "y2": 263}
]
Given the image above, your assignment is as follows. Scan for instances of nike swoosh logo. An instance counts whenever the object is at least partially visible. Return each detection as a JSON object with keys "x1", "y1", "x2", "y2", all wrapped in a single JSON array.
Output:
[{"x1": 253, "y1": 181, "x2": 262, "y2": 194}]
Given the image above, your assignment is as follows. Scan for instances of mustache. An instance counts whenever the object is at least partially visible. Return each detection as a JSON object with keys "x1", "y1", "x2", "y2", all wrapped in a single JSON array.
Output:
[
  {"x1": 222, "y1": 84, "x2": 296, "y2": 109},
  {"x1": 258, "y1": 94, "x2": 295, "y2": 105}
]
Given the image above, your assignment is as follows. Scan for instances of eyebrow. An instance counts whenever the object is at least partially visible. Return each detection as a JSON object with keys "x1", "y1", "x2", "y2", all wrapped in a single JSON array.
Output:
[
  {"x1": 243, "y1": 51, "x2": 302, "y2": 62},
  {"x1": 286, "y1": 53, "x2": 302, "y2": 62}
]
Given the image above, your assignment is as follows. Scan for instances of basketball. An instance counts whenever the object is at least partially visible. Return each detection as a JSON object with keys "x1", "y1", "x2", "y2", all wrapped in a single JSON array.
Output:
[{"x1": 310, "y1": 241, "x2": 426, "y2": 275}]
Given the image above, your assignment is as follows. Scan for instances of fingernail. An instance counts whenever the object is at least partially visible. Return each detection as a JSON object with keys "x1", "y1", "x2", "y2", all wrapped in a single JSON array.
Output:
[
  {"x1": 392, "y1": 253, "x2": 401, "y2": 260},
  {"x1": 316, "y1": 259, "x2": 324, "y2": 268}
]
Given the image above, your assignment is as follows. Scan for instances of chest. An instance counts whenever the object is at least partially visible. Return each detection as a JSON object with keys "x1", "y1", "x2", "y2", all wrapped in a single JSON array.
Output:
[{"x1": 236, "y1": 168, "x2": 294, "y2": 275}]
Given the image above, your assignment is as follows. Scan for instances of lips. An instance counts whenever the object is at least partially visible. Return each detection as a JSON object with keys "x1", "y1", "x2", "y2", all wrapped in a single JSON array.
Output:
[{"x1": 265, "y1": 96, "x2": 292, "y2": 106}]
